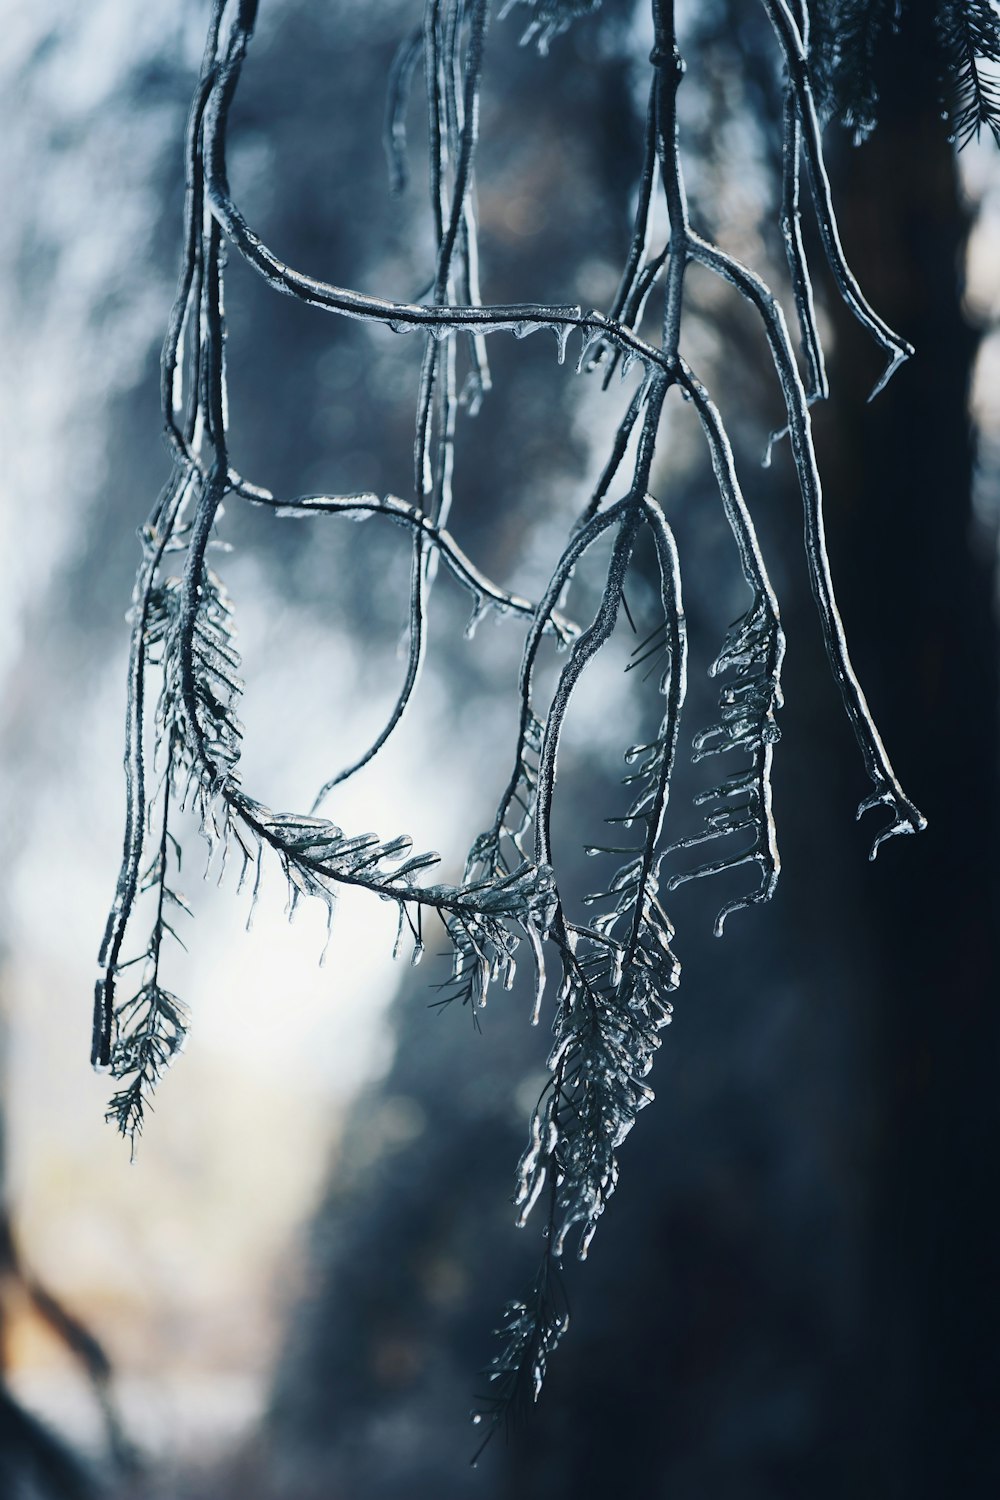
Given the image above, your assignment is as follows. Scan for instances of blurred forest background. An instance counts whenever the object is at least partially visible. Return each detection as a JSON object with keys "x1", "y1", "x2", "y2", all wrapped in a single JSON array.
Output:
[{"x1": 1, "y1": 1, "x2": 998, "y2": 1496}]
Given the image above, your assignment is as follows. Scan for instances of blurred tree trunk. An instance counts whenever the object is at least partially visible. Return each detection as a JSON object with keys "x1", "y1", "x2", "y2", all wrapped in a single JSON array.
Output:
[{"x1": 815, "y1": 9, "x2": 1000, "y2": 1495}]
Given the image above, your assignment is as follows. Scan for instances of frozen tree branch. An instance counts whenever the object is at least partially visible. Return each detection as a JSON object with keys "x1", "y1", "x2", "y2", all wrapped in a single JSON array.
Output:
[{"x1": 97, "y1": 0, "x2": 964, "y2": 1442}]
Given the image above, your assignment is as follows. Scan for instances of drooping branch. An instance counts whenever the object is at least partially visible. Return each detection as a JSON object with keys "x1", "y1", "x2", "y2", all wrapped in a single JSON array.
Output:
[
  {"x1": 688, "y1": 227, "x2": 926, "y2": 854},
  {"x1": 667, "y1": 362, "x2": 784, "y2": 933},
  {"x1": 98, "y1": 0, "x2": 935, "y2": 1438}
]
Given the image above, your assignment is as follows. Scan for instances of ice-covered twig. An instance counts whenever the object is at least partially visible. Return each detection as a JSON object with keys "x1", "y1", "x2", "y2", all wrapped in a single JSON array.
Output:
[
  {"x1": 666, "y1": 363, "x2": 784, "y2": 930},
  {"x1": 689, "y1": 229, "x2": 925, "y2": 853},
  {"x1": 760, "y1": 0, "x2": 913, "y2": 398},
  {"x1": 99, "y1": 0, "x2": 931, "y2": 1435},
  {"x1": 231, "y1": 481, "x2": 578, "y2": 640}
]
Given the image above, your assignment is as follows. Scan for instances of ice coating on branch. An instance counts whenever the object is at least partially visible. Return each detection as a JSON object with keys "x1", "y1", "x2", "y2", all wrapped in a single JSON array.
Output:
[{"x1": 97, "y1": 0, "x2": 928, "y2": 1442}]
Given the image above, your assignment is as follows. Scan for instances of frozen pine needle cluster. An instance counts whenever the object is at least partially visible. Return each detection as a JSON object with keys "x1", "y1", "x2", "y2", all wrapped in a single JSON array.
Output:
[{"x1": 96, "y1": 0, "x2": 999, "y2": 1443}]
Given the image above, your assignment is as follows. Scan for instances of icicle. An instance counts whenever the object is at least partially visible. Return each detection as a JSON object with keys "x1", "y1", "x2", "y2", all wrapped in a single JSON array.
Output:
[{"x1": 464, "y1": 595, "x2": 487, "y2": 638}]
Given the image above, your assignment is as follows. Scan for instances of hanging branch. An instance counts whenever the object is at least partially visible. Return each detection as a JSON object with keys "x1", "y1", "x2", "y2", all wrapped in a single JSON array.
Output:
[
  {"x1": 99, "y1": 0, "x2": 947, "y2": 1433},
  {"x1": 667, "y1": 363, "x2": 784, "y2": 933}
]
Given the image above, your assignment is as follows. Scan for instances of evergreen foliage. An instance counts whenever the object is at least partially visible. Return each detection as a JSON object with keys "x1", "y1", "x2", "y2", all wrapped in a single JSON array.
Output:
[
  {"x1": 807, "y1": 0, "x2": 1000, "y2": 145},
  {"x1": 936, "y1": 0, "x2": 1000, "y2": 145}
]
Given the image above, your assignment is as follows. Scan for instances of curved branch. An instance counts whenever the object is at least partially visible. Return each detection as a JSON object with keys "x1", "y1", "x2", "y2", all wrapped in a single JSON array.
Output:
[
  {"x1": 760, "y1": 0, "x2": 913, "y2": 396},
  {"x1": 230, "y1": 479, "x2": 578, "y2": 637},
  {"x1": 198, "y1": 11, "x2": 674, "y2": 379},
  {"x1": 311, "y1": 544, "x2": 428, "y2": 810},
  {"x1": 689, "y1": 229, "x2": 925, "y2": 853}
]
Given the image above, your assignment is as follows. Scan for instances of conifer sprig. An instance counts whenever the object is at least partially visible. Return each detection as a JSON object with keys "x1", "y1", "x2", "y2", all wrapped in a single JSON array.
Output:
[{"x1": 937, "y1": 0, "x2": 1000, "y2": 146}]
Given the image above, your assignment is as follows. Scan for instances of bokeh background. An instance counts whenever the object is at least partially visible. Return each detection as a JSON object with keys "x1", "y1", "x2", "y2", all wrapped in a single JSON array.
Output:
[{"x1": 1, "y1": 1, "x2": 998, "y2": 1496}]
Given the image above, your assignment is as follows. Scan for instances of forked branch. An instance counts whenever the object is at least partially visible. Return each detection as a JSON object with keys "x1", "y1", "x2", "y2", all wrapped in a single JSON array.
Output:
[{"x1": 98, "y1": 0, "x2": 928, "y2": 1442}]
